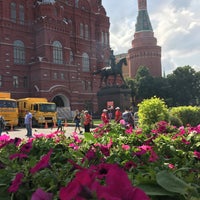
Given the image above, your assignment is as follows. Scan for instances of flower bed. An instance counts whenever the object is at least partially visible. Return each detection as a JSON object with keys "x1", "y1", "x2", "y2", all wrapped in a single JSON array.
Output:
[{"x1": 0, "y1": 121, "x2": 200, "y2": 199}]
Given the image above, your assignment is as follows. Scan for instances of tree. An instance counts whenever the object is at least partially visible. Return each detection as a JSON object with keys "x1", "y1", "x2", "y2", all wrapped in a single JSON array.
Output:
[{"x1": 167, "y1": 66, "x2": 197, "y2": 106}]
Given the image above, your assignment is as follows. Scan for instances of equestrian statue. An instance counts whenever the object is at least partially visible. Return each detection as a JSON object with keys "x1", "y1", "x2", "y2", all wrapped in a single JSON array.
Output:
[{"x1": 93, "y1": 51, "x2": 127, "y2": 88}]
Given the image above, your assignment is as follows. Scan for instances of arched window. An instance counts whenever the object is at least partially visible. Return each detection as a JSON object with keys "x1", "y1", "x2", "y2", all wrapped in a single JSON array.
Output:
[
  {"x1": 80, "y1": 23, "x2": 84, "y2": 38},
  {"x1": 82, "y1": 53, "x2": 89, "y2": 72},
  {"x1": 11, "y1": 2, "x2": 16, "y2": 22},
  {"x1": 19, "y1": 4, "x2": 24, "y2": 24},
  {"x1": 53, "y1": 41, "x2": 63, "y2": 64},
  {"x1": 13, "y1": 40, "x2": 25, "y2": 64},
  {"x1": 85, "y1": 24, "x2": 89, "y2": 39}
]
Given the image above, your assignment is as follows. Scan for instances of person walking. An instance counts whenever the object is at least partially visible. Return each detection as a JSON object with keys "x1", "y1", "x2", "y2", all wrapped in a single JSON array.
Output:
[
  {"x1": 24, "y1": 110, "x2": 33, "y2": 138},
  {"x1": 73, "y1": 109, "x2": 82, "y2": 134},
  {"x1": 83, "y1": 110, "x2": 92, "y2": 133},
  {"x1": 80, "y1": 110, "x2": 85, "y2": 128},
  {"x1": 101, "y1": 109, "x2": 109, "y2": 124},
  {"x1": 114, "y1": 107, "x2": 122, "y2": 123},
  {"x1": 0, "y1": 116, "x2": 5, "y2": 136},
  {"x1": 57, "y1": 118, "x2": 63, "y2": 131},
  {"x1": 122, "y1": 107, "x2": 134, "y2": 128}
]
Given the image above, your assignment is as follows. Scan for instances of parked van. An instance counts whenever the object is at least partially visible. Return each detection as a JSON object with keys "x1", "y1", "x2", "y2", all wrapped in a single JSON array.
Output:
[
  {"x1": 0, "y1": 92, "x2": 18, "y2": 128},
  {"x1": 17, "y1": 98, "x2": 57, "y2": 127}
]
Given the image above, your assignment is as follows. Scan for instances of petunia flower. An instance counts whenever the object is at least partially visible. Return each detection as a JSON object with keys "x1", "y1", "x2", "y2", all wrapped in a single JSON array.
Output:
[
  {"x1": 8, "y1": 172, "x2": 24, "y2": 193},
  {"x1": 194, "y1": 150, "x2": 200, "y2": 159},
  {"x1": 122, "y1": 144, "x2": 130, "y2": 150},
  {"x1": 20, "y1": 141, "x2": 33, "y2": 153},
  {"x1": 9, "y1": 153, "x2": 28, "y2": 160},
  {"x1": 30, "y1": 149, "x2": 53, "y2": 174},
  {"x1": 31, "y1": 188, "x2": 53, "y2": 200}
]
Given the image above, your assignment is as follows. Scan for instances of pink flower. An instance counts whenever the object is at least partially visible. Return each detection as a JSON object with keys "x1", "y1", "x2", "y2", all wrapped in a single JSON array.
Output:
[
  {"x1": 8, "y1": 172, "x2": 24, "y2": 193},
  {"x1": 194, "y1": 151, "x2": 200, "y2": 159},
  {"x1": 30, "y1": 149, "x2": 53, "y2": 174},
  {"x1": 149, "y1": 149, "x2": 159, "y2": 162},
  {"x1": 168, "y1": 163, "x2": 175, "y2": 169},
  {"x1": 59, "y1": 163, "x2": 150, "y2": 200},
  {"x1": 20, "y1": 141, "x2": 33, "y2": 153},
  {"x1": 182, "y1": 138, "x2": 190, "y2": 145},
  {"x1": 122, "y1": 144, "x2": 130, "y2": 150},
  {"x1": 31, "y1": 188, "x2": 53, "y2": 200},
  {"x1": 124, "y1": 161, "x2": 137, "y2": 170},
  {"x1": 125, "y1": 126, "x2": 133, "y2": 134}
]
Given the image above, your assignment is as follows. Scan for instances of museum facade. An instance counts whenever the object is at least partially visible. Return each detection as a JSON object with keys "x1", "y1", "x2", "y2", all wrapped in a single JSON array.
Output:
[{"x1": 0, "y1": 0, "x2": 111, "y2": 117}]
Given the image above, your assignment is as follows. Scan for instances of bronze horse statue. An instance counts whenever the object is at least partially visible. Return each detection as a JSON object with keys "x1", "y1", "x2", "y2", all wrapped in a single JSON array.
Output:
[{"x1": 93, "y1": 57, "x2": 127, "y2": 88}]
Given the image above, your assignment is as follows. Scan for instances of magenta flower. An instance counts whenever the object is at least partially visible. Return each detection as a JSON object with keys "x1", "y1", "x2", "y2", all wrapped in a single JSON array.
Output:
[
  {"x1": 8, "y1": 172, "x2": 24, "y2": 193},
  {"x1": 30, "y1": 149, "x2": 53, "y2": 174},
  {"x1": 20, "y1": 141, "x2": 33, "y2": 153},
  {"x1": 168, "y1": 163, "x2": 175, "y2": 169},
  {"x1": 194, "y1": 150, "x2": 200, "y2": 159},
  {"x1": 31, "y1": 188, "x2": 53, "y2": 200},
  {"x1": 122, "y1": 144, "x2": 130, "y2": 150},
  {"x1": 60, "y1": 163, "x2": 150, "y2": 200},
  {"x1": 9, "y1": 153, "x2": 28, "y2": 160},
  {"x1": 181, "y1": 138, "x2": 190, "y2": 145},
  {"x1": 149, "y1": 149, "x2": 159, "y2": 162},
  {"x1": 124, "y1": 161, "x2": 137, "y2": 170},
  {"x1": 125, "y1": 126, "x2": 133, "y2": 134}
]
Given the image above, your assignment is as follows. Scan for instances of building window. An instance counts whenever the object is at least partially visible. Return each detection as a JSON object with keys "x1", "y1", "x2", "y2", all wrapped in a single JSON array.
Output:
[
  {"x1": 13, "y1": 76, "x2": 19, "y2": 88},
  {"x1": 69, "y1": 50, "x2": 74, "y2": 64},
  {"x1": 80, "y1": 23, "x2": 84, "y2": 38},
  {"x1": 75, "y1": 0, "x2": 79, "y2": 8},
  {"x1": 19, "y1": 4, "x2": 25, "y2": 24},
  {"x1": 101, "y1": 31, "x2": 104, "y2": 43},
  {"x1": 13, "y1": 40, "x2": 25, "y2": 64},
  {"x1": 53, "y1": 72, "x2": 58, "y2": 79},
  {"x1": 85, "y1": 24, "x2": 89, "y2": 39},
  {"x1": 11, "y1": 2, "x2": 16, "y2": 22},
  {"x1": 60, "y1": 73, "x2": 65, "y2": 80},
  {"x1": 82, "y1": 53, "x2": 89, "y2": 72},
  {"x1": 23, "y1": 76, "x2": 28, "y2": 88},
  {"x1": 0, "y1": 75, "x2": 2, "y2": 87},
  {"x1": 53, "y1": 41, "x2": 63, "y2": 64}
]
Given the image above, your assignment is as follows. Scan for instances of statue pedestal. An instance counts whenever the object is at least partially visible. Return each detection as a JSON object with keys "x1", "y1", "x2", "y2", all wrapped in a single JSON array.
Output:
[{"x1": 97, "y1": 87, "x2": 131, "y2": 113}]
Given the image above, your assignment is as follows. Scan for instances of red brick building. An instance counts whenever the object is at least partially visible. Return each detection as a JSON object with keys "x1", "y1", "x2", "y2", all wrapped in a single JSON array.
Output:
[
  {"x1": 0, "y1": 0, "x2": 111, "y2": 117},
  {"x1": 128, "y1": 0, "x2": 162, "y2": 77}
]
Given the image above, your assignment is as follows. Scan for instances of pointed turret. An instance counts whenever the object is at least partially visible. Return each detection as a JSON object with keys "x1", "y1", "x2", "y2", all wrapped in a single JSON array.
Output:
[
  {"x1": 135, "y1": 0, "x2": 152, "y2": 32},
  {"x1": 127, "y1": 0, "x2": 162, "y2": 77}
]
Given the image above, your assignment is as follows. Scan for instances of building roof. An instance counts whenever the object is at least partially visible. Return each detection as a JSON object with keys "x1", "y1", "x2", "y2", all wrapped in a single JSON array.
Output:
[{"x1": 135, "y1": 10, "x2": 153, "y2": 32}]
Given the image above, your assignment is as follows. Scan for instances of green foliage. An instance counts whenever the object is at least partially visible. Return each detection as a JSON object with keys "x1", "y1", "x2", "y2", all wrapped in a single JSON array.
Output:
[
  {"x1": 170, "y1": 106, "x2": 200, "y2": 126},
  {"x1": 138, "y1": 97, "x2": 169, "y2": 130},
  {"x1": 169, "y1": 115, "x2": 183, "y2": 127},
  {"x1": 0, "y1": 122, "x2": 200, "y2": 199}
]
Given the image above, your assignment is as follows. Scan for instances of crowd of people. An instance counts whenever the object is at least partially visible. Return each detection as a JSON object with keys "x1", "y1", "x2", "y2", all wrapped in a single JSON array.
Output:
[
  {"x1": 0, "y1": 106, "x2": 135, "y2": 137},
  {"x1": 100, "y1": 107, "x2": 134, "y2": 128}
]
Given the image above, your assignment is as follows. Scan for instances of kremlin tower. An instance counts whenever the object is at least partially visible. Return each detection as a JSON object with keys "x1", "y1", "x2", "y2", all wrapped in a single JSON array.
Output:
[{"x1": 128, "y1": 0, "x2": 162, "y2": 77}]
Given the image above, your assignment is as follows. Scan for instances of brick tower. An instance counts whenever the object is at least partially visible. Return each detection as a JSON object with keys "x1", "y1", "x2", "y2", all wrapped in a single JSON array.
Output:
[{"x1": 128, "y1": 0, "x2": 162, "y2": 77}]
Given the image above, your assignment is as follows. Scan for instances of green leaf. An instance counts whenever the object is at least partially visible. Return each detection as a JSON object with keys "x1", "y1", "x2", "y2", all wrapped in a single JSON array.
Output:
[
  {"x1": 156, "y1": 170, "x2": 190, "y2": 195},
  {"x1": 138, "y1": 184, "x2": 175, "y2": 196}
]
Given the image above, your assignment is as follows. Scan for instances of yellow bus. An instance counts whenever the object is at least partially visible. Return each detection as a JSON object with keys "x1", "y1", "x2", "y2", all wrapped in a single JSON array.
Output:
[{"x1": 0, "y1": 92, "x2": 18, "y2": 128}]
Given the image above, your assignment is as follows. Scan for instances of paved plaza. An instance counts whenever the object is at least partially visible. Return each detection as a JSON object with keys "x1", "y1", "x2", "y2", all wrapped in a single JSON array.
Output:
[{"x1": 1, "y1": 125, "x2": 91, "y2": 139}]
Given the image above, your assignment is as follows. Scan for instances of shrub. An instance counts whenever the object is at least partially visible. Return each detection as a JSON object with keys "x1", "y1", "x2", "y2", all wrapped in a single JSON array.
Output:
[
  {"x1": 170, "y1": 106, "x2": 200, "y2": 126},
  {"x1": 138, "y1": 97, "x2": 169, "y2": 130},
  {"x1": 169, "y1": 115, "x2": 183, "y2": 127}
]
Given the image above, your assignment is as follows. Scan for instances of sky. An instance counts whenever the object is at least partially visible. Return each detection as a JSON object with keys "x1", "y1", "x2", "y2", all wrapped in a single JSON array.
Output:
[{"x1": 102, "y1": 0, "x2": 200, "y2": 75}]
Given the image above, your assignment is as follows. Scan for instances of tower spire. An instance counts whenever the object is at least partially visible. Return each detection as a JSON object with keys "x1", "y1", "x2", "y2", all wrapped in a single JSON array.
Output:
[
  {"x1": 138, "y1": 0, "x2": 147, "y2": 10},
  {"x1": 135, "y1": 0, "x2": 152, "y2": 32}
]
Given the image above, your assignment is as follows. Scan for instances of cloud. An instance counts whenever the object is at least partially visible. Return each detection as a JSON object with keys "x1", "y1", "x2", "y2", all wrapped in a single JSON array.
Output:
[{"x1": 102, "y1": 0, "x2": 200, "y2": 75}]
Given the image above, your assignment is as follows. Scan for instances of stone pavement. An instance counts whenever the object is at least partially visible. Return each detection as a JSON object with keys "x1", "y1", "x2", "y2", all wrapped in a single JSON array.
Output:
[{"x1": 1, "y1": 125, "x2": 91, "y2": 139}]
